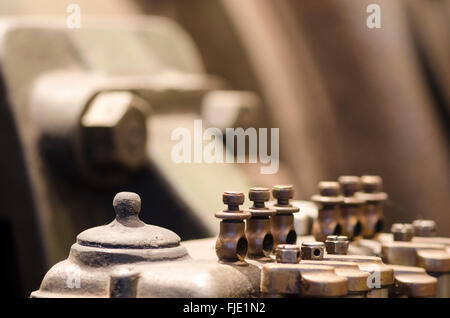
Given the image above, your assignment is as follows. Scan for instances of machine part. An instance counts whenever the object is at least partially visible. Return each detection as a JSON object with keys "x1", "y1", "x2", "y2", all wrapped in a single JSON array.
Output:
[
  {"x1": 270, "y1": 185, "x2": 300, "y2": 247},
  {"x1": 245, "y1": 187, "x2": 276, "y2": 260},
  {"x1": 201, "y1": 90, "x2": 262, "y2": 132},
  {"x1": 300, "y1": 260, "x2": 371, "y2": 297},
  {"x1": 301, "y1": 241, "x2": 325, "y2": 261},
  {"x1": 391, "y1": 223, "x2": 415, "y2": 242},
  {"x1": 109, "y1": 268, "x2": 140, "y2": 298},
  {"x1": 325, "y1": 235, "x2": 350, "y2": 255},
  {"x1": 275, "y1": 244, "x2": 301, "y2": 264},
  {"x1": 413, "y1": 219, "x2": 437, "y2": 237},
  {"x1": 381, "y1": 240, "x2": 450, "y2": 297},
  {"x1": 338, "y1": 176, "x2": 364, "y2": 239},
  {"x1": 311, "y1": 181, "x2": 344, "y2": 242},
  {"x1": 389, "y1": 265, "x2": 437, "y2": 298},
  {"x1": 260, "y1": 263, "x2": 348, "y2": 297},
  {"x1": 356, "y1": 175, "x2": 388, "y2": 238},
  {"x1": 80, "y1": 91, "x2": 148, "y2": 173},
  {"x1": 215, "y1": 191, "x2": 251, "y2": 265},
  {"x1": 324, "y1": 254, "x2": 394, "y2": 298},
  {"x1": 31, "y1": 191, "x2": 261, "y2": 298}
]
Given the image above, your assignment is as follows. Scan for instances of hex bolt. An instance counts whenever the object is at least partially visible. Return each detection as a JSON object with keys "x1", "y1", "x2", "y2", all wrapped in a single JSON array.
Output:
[
  {"x1": 109, "y1": 268, "x2": 140, "y2": 298},
  {"x1": 311, "y1": 181, "x2": 344, "y2": 242},
  {"x1": 270, "y1": 185, "x2": 300, "y2": 247},
  {"x1": 412, "y1": 220, "x2": 436, "y2": 237},
  {"x1": 301, "y1": 241, "x2": 325, "y2": 260},
  {"x1": 391, "y1": 223, "x2": 414, "y2": 242},
  {"x1": 215, "y1": 191, "x2": 251, "y2": 265},
  {"x1": 338, "y1": 176, "x2": 364, "y2": 240},
  {"x1": 325, "y1": 235, "x2": 349, "y2": 255},
  {"x1": 355, "y1": 175, "x2": 388, "y2": 238},
  {"x1": 245, "y1": 188, "x2": 276, "y2": 260},
  {"x1": 275, "y1": 244, "x2": 301, "y2": 264},
  {"x1": 80, "y1": 91, "x2": 149, "y2": 184}
]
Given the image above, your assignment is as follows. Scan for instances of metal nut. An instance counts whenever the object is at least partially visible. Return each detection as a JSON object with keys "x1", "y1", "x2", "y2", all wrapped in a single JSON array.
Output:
[
  {"x1": 391, "y1": 223, "x2": 414, "y2": 242},
  {"x1": 81, "y1": 91, "x2": 148, "y2": 170},
  {"x1": 412, "y1": 219, "x2": 436, "y2": 237},
  {"x1": 275, "y1": 244, "x2": 301, "y2": 264},
  {"x1": 301, "y1": 241, "x2": 325, "y2": 260},
  {"x1": 325, "y1": 235, "x2": 349, "y2": 255}
]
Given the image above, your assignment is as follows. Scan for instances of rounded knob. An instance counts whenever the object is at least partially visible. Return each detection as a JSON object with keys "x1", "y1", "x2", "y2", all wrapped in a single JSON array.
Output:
[
  {"x1": 319, "y1": 181, "x2": 341, "y2": 197},
  {"x1": 249, "y1": 187, "x2": 270, "y2": 202},
  {"x1": 272, "y1": 185, "x2": 294, "y2": 203},
  {"x1": 223, "y1": 191, "x2": 245, "y2": 207},
  {"x1": 361, "y1": 175, "x2": 383, "y2": 193},
  {"x1": 113, "y1": 192, "x2": 141, "y2": 219},
  {"x1": 338, "y1": 176, "x2": 361, "y2": 196}
]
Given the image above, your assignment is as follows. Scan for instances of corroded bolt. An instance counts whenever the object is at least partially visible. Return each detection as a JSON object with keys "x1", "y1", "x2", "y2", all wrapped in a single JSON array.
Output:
[
  {"x1": 391, "y1": 223, "x2": 414, "y2": 242},
  {"x1": 338, "y1": 176, "x2": 361, "y2": 197},
  {"x1": 412, "y1": 220, "x2": 436, "y2": 237},
  {"x1": 223, "y1": 191, "x2": 245, "y2": 210},
  {"x1": 270, "y1": 185, "x2": 299, "y2": 247},
  {"x1": 325, "y1": 235, "x2": 349, "y2": 255},
  {"x1": 361, "y1": 175, "x2": 383, "y2": 193},
  {"x1": 301, "y1": 241, "x2": 325, "y2": 260},
  {"x1": 319, "y1": 182, "x2": 341, "y2": 197},
  {"x1": 356, "y1": 175, "x2": 388, "y2": 238},
  {"x1": 338, "y1": 176, "x2": 364, "y2": 239},
  {"x1": 81, "y1": 91, "x2": 148, "y2": 170},
  {"x1": 275, "y1": 244, "x2": 301, "y2": 264},
  {"x1": 311, "y1": 181, "x2": 344, "y2": 242},
  {"x1": 215, "y1": 191, "x2": 251, "y2": 265},
  {"x1": 245, "y1": 188, "x2": 276, "y2": 260}
]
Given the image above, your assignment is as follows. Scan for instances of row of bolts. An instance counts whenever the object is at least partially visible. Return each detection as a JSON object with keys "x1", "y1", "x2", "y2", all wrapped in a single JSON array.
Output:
[{"x1": 215, "y1": 175, "x2": 387, "y2": 264}]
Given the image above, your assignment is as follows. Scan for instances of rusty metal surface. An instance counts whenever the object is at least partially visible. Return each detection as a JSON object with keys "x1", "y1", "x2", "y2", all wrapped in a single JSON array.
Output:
[
  {"x1": 31, "y1": 192, "x2": 260, "y2": 298},
  {"x1": 311, "y1": 181, "x2": 343, "y2": 242}
]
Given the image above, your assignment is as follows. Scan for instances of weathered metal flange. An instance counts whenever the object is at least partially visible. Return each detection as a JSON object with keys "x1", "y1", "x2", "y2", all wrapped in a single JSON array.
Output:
[{"x1": 261, "y1": 263, "x2": 348, "y2": 297}]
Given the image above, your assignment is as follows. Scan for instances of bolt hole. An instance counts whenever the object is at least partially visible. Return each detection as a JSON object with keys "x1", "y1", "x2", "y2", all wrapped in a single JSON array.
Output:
[
  {"x1": 375, "y1": 220, "x2": 384, "y2": 233},
  {"x1": 262, "y1": 234, "x2": 274, "y2": 256},
  {"x1": 313, "y1": 248, "x2": 321, "y2": 257},
  {"x1": 286, "y1": 230, "x2": 297, "y2": 244},
  {"x1": 333, "y1": 224, "x2": 342, "y2": 236},
  {"x1": 353, "y1": 221, "x2": 362, "y2": 237},
  {"x1": 236, "y1": 237, "x2": 248, "y2": 260}
]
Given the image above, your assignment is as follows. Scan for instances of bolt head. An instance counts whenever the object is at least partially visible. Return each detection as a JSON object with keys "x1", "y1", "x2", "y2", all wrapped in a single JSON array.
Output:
[
  {"x1": 275, "y1": 244, "x2": 301, "y2": 264},
  {"x1": 412, "y1": 219, "x2": 436, "y2": 237},
  {"x1": 223, "y1": 191, "x2": 245, "y2": 206},
  {"x1": 301, "y1": 241, "x2": 325, "y2": 260},
  {"x1": 391, "y1": 223, "x2": 414, "y2": 241},
  {"x1": 81, "y1": 91, "x2": 148, "y2": 170},
  {"x1": 272, "y1": 185, "x2": 294, "y2": 201},
  {"x1": 325, "y1": 235, "x2": 349, "y2": 255},
  {"x1": 249, "y1": 187, "x2": 270, "y2": 202},
  {"x1": 338, "y1": 176, "x2": 361, "y2": 196},
  {"x1": 361, "y1": 175, "x2": 383, "y2": 193},
  {"x1": 318, "y1": 181, "x2": 341, "y2": 197}
]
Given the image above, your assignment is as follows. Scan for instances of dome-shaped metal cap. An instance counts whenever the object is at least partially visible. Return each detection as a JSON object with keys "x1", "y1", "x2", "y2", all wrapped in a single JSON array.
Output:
[{"x1": 77, "y1": 192, "x2": 181, "y2": 249}]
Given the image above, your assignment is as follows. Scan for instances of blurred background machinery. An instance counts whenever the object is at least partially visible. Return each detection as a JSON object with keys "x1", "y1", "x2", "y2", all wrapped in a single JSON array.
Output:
[{"x1": 0, "y1": 0, "x2": 448, "y2": 297}]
